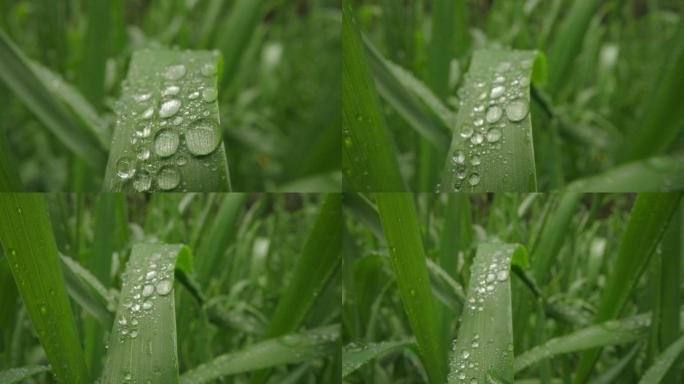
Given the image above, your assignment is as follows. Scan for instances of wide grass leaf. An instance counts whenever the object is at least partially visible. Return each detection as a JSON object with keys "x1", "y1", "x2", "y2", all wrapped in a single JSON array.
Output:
[
  {"x1": 376, "y1": 193, "x2": 446, "y2": 383},
  {"x1": 639, "y1": 334, "x2": 684, "y2": 384},
  {"x1": 0, "y1": 30, "x2": 107, "y2": 170},
  {"x1": 101, "y1": 243, "x2": 192, "y2": 384},
  {"x1": 0, "y1": 365, "x2": 50, "y2": 384},
  {"x1": 0, "y1": 130, "x2": 21, "y2": 191},
  {"x1": 0, "y1": 194, "x2": 88, "y2": 384},
  {"x1": 439, "y1": 49, "x2": 545, "y2": 192},
  {"x1": 448, "y1": 241, "x2": 526, "y2": 383},
  {"x1": 342, "y1": 339, "x2": 415, "y2": 377},
  {"x1": 342, "y1": 3, "x2": 406, "y2": 192},
  {"x1": 180, "y1": 326, "x2": 339, "y2": 384},
  {"x1": 103, "y1": 49, "x2": 231, "y2": 192}
]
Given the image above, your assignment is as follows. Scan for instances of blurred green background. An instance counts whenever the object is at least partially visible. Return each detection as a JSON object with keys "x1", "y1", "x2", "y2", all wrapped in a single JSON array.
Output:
[{"x1": 0, "y1": 0, "x2": 341, "y2": 191}]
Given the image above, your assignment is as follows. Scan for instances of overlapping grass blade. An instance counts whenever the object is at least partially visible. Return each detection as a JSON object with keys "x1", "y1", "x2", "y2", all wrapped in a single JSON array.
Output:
[
  {"x1": 0, "y1": 31, "x2": 107, "y2": 170},
  {"x1": 101, "y1": 243, "x2": 192, "y2": 383},
  {"x1": 103, "y1": 49, "x2": 230, "y2": 192},
  {"x1": 0, "y1": 365, "x2": 50, "y2": 384},
  {"x1": 448, "y1": 242, "x2": 526, "y2": 383},
  {"x1": 342, "y1": 3, "x2": 405, "y2": 192},
  {"x1": 574, "y1": 193, "x2": 682, "y2": 383},
  {"x1": 622, "y1": 17, "x2": 684, "y2": 162},
  {"x1": 566, "y1": 155, "x2": 684, "y2": 192},
  {"x1": 180, "y1": 326, "x2": 339, "y2": 384},
  {"x1": 342, "y1": 339, "x2": 415, "y2": 377},
  {"x1": 60, "y1": 255, "x2": 115, "y2": 328},
  {"x1": 639, "y1": 334, "x2": 684, "y2": 384},
  {"x1": 439, "y1": 50, "x2": 545, "y2": 192},
  {"x1": 0, "y1": 194, "x2": 88, "y2": 384},
  {"x1": 376, "y1": 193, "x2": 446, "y2": 384}
]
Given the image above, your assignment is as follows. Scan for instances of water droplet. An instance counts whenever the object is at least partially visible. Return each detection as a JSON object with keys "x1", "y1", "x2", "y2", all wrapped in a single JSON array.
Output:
[
  {"x1": 163, "y1": 64, "x2": 186, "y2": 80},
  {"x1": 157, "y1": 167, "x2": 180, "y2": 190},
  {"x1": 452, "y1": 151, "x2": 465, "y2": 164},
  {"x1": 505, "y1": 99, "x2": 528, "y2": 122},
  {"x1": 461, "y1": 126, "x2": 474, "y2": 138},
  {"x1": 142, "y1": 284, "x2": 154, "y2": 297},
  {"x1": 470, "y1": 133, "x2": 483, "y2": 145},
  {"x1": 142, "y1": 301, "x2": 152, "y2": 310},
  {"x1": 188, "y1": 91, "x2": 200, "y2": 100},
  {"x1": 201, "y1": 63, "x2": 217, "y2": 77},
  {"x1": 490, "y1": 85, "x2": 505, "y2": 98},
  {"x1": 185, "y1": 119, "x2": 221, "y2": 156},
  {"x1": 471, "y1": 154, "x2": 481, "y2": 166},
  {"x1": 137, "y1": 147, "x2": 150, "y2": 161},
  {"x1": 134, "y1": 92, "x2": 152, "y2": 102},
  {"x1": 145, "y1": 270, "x2": 157, "y2": 280},
  {"x1": 485, "y1": 273, "x2": 495, "y2": 283},
  {"x1": 496, "y1": 269, "x2": 509, "y2": 281},
  {"x1": 486, "y1": 128, "x2": 502, "y2": 143},
  {"x1": 154, "y1": 129, "x2": 179, "y2": 157},
  {"x1": 155, "y1": 279, "x2": 172, "y2": 295},
  {"x1": 116, "y1": 157, "x2": 136, "y2": 180},
  {"x1": 202, "y1": 88, "x2": 218, "y2": 102},
  {"x1": 141, "y1": 107, "x2": 154, "y2": 120},
  {"x1": 130, "y1": 330, "x2": 138, "y2": 338},
  {"x1": 159, "y1": 99, "x2": 181, "y2": 119},
  {"x1": 161, "y1": 85, "x2": 180, "y2": 97},
  {"x1": 468, "y1": 173, "x2": 480, "y2": 186},
  {"x1": 474, "y1": 118, "x2": 484, "y2": 127},
  {"x1": 133, "y1": 171, "x2": 151, "y2": 192},
  {"x1": 485, "y1": 106, "x2": 502, "y2": 123}
]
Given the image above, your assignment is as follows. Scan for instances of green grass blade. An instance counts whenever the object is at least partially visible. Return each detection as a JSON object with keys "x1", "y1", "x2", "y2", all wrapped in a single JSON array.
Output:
[
  {"x1": 60, "y1": 255, "x2": 115, "y2": 328},
  {"x1": 101, "y1": 243, "x2": 191, "y2": 384},
  {"x1": 376, "y1": 193, "x2": 446, "y2": 384},
  {"x1": 574, "y1": 193, "x2": 683, "y2": 383},
  {"x1": 179, "y1": 326, "x2": 339, "y2": 384},
  {"x1": 342, "y1": 339, "x2": 415, "y2": 377},
  {"x1": 77, "y1": 0, "x2": 110, "y2": 111},
  {"x1": 0, "y1": 365, "x2": 50, "y2": 384},
  {"x1": 622, "y1": 17, "x2": 684, "y2": 162},
  {"x1": 593, "y1": 342, "x2": 642, "y2": 384},
  {"x1": 0, "y1": 130, "x2": 21, "y2": 191},
  {"x1": 342, "y1": 3, "x2": 406, "y2": 192},
  {"x1": 439, "y1": 50, "x2": 545, "y2": 192},
  {"x1": 639, "y1": 334, "x2": 684, "y2": 384},
  {"x1": 103, "y1": 49, "x2": 230, "y2": 192},
  {"x1": 566, "y1": 155, "x2": 684, "y2": 192},
  {"x1": 0, "y1": 194, "x2": 88, "y2": 384},
  {"x1": 447, "y1": 242, "x2": 526, "y2": 383},
  {"x1": 545, "y1": 0, "x2": 599, "y2": 97},
  {"x1": 514, "y1": 313, "x2": 653, "y2": 372},
  {"x1": 0, "y1": 30, "x2": 107, "y2": 170}
]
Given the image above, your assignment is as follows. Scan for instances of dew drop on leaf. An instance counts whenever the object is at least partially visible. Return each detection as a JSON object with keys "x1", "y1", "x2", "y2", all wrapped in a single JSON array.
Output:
[
  {"x1": 157, "y1": 167, "x2": 181, "y2": 190},
  {"x1": 154, "y1": 129, "x2": 179, "y2": 157},
  {"x1": 116, "y1": 157, "x2": 136, "y2": 180},
  {"x1": 505, "y1": 99, "x2": 529, "y2": 122},
  {"x1": 159, "y1": 99, "x2": 181, "y2": 119},
  {"x1": 185, "y1": 119, "x2": 221, "y2": 156},
  {"x1": 163, "y1": 64, "x2": 186, "y2": 80}
]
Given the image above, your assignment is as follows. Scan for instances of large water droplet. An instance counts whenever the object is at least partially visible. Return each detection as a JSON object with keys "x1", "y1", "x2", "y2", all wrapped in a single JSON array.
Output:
[
  {"x1": 154, "y1": 129, "x2": 179, "y2": 157},
  {"x1": 202, "y1": 88, "x2": 218, "y2": 102},
  {"x1": 133, "y1": 171, "x2": 151, "y2": 192},
  {"x1": 185, "y1": 119, "x2": 221, "y2": 156},
  {"x1": 471, "y1": 133, "x2": 484, "y2": 145},
  {"x1": 157, "y1": 167, "x2": 180, "y2": 190},
  {"x1": 461, "y1": 126, "x2": 474, "y2": 139},
  {"x1": 155, "y1": 279, "x2": 172, "y2": 295},
  {"x1": 496, "y1": 269, "x2": 509, "y2": 281},
  {"x1": 490, "y1": 85, "x2": 505, "y2": 99},
  {"x1": 163, "y1": 64, "x2": 186, "y2": 80},
  {"x1": 159, "y1": 99, "x2": 181, "y2": 119},
  {"x1": 485, "y1": 106, "x2": 502, "y2": 123},
  {"x1": 116, "y1": 157, "x2": 135, "y2": 180},
  {"x1": 452, "y1": 151, "x2": 465, "y2": 164},
  {"x1": 505, "y1": 99, "x2": 528, "y2": 122},
  {"x1": 142, "y1": 284, "x2": 154, "y2": 297},
  {"x1": 486, "y1": 128, "x2": 502, "y2": 143}
]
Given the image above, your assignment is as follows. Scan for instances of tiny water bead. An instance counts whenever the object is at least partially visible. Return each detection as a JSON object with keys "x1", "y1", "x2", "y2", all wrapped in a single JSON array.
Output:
[
  {"x1": 159, "y1": 99, "x2": 181, "y2": 118},
  {"x1": 133, "y1": 171, "x2": 151, "y2": 192},
  {"x1": 505, "y1": 99, "x2": 529, "y2": 122},
  {"x1": 470, "y1": 133, "x2": 484, "y2": 145},
  {"x1": 116, "y1": 157, "x2": 135, "y2": 180},
  {"x1": 141, "y1": 107, "x2": 154, "y2": 120},
  {"x1": 468, "y1": 173, "x2": 480, "y2": 186},
  {"x1": 142, "y1": 284, "x2": 154, "y2": 297},
  {"x1": 485, "y1": 106, "x2": 502, "y2": 123},
  {"x1": 188, "y1": 91, "x2": 200, "y2": 100},
  {"x1": 201, "y1": 88, "x2": 218, "y2": 102},
  {"x1": 452, "y1": 151, "x2": 466, "y2": 164},
  {"x1": 155, "y1": 279, "x2": 172, "y2": 295},
  {"x1": 490, "y1": 85, "x2": 505, "y2": 99},
  {"x1": 486, "y1": 128, "x2": 502, "y2": 143},
  {"x1": 161, "y1": 85, "x2": 180, "y2": 97},
  {"x1": 157, "y1": 167, "x2": 181, "y2": 190},
  {"x1": 133, "y1": 92, "x2": 152, "y2": 102},
  {"x1": 154, "y1": 129, "x2": 179, "y2": 157},
  {"x1": 471, "y1": 154, "x2": 481, "y2": 166},
  {"x1": 461, "y1": 126, "x2": 474, "y2": 139},
  {"x1": 137, "y1": 147, "x2": 150, "y2": 161},
  {"x1": 176, "y1": 156, "x2": 187, "y2": 166},
  {"x1": 185, "y1": 119, "x2": 221, "y2": 156},
  {"x1": 163, "y1": 64, "x2": 187, "y2": 80},
  {"x1": 496, "y1": 269, "x2": 509, "y2": 282}
]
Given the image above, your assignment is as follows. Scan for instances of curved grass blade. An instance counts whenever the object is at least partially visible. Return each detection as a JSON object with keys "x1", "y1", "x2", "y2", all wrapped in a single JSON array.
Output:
[
  {"x1": 0, "y1": 30, "x2": 107, "y2": 169},
  {"x1": 179, "y1": 326, "x2": 339, "y2": 384},
  {"x1": 101, "y1": 244, "x2": 192, "y2": 384},
  {"x1": 447, "y1": 242, "x2": 526, "y2": 383},
  {"x1": 593, "y1": 342, "x2": 642, "y2": 384},
  {"x1": 574, "y1": 193, "x2": 682, "y2": 383},
  {"x1": 639, "y1": 334, "x2": 684, "y2": 384},
  {"x1": 566, "y1": 155, "x2": 684, "y2": 192},
  {"x1": 439, "y1": 50, "x2": 545, "y2": 192},
  {"x1": 0, "y1": 194, "x2": 88, "y2": 384},
  {"x1": 342, "y1": 3, "x2": 406, "y2": 192},
  {"x1": 376, "y1": 193, "x2": 446, "y2": 383},
  {"x1": 60, "y1": 255, "x2": 115, "y2": 328},
  {"x1": 342, "y1": 339, "x2": 415, "y2": 377},
  {"x1": 0, "y1": 365, "x2": 50, "y2": 384},
  {"x1": 103, "y1": 49, "x2": 231, "y2": 192}
]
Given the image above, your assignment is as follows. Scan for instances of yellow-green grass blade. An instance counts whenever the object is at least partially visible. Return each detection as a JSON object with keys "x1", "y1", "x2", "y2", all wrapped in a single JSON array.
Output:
[
  {"x1": 639, "y1": 334, "x2": 684, "y2": 384},
  {"x1": 0, "y1": 30, "x2": 107, "y2": 170},
  {"x1": 342, "y1": 2, "x2": 406, "y2": 192},
  {"x1": 101, "y1": 243, "x2": 192, "y2": 384},
  {"x1": 447, "y1": 242, "x2": 526, "y2": 383},
  {"x1": 0, "y1": 194, "x2": 88, "y2": 384},
  {"x1": 566, "y1": 155, "x2": 684, "y2": 192},
  {"x1": 179, "y1": 326, "x2": 339, "y2": 384},
  {"x1": 342, "y1": 339, "x2": 415, "y2": 377},
  {"x1": 439, "y1": 50, "x2": 546, "y2": 192},
  {"x1": 622, "y1": 16, "x2": 684, "y2": 162},
  {"x1": 376, "y1": 193, "x2": 446, "y2": 384},
  {"x1": 574, "y1": 193, "x2": 683, "y2": 383},
  {"x1": 103, "y1": 49, "x2": 231, "y2": 192},
  {"x1": 0, "y1": 365, "x2": 50, "y2": 384}
]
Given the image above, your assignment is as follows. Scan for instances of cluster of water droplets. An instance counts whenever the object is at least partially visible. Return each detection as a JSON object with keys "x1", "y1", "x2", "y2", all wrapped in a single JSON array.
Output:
[
  {"x1": 115, "y1": 52, "x2": 222, "y2": 191},
  {"x1": 442, "y1": 59, "x2": 532, "y2": 192},
  {"x1": 116, "y1": 250, "x2": 175, "y2": 343}
]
